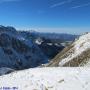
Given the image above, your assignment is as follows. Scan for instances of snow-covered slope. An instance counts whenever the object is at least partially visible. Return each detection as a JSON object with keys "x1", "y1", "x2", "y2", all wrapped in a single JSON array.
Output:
[
  {"x1": 48, "y1": 33, "x2": 90, "y2": 67},
  {"x1": 0, "y1": 67, "x2": 14, "y2": 76},
  {"x1": 0, "y1": 67, "x2": 90, "y2": 90},
  {"x1": 59, "y1": 33, "x2": 90, "y2": 66}
]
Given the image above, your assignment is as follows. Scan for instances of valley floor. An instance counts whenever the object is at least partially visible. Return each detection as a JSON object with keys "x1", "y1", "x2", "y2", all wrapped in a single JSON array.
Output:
[{"x1": 0, "y1": 67, "x2": 90, "y2": 90}]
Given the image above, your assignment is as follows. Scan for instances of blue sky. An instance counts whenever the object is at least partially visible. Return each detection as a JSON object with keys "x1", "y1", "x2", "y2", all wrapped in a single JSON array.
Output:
[{"x1": 0, "y1": 0, "x2": 90, "y2": 33}]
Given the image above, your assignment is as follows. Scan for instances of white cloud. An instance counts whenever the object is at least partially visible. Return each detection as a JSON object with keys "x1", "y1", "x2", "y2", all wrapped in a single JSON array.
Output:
[
  {"x1": 50, "y1": 0, "x2": 73, "y2": 8},
  {"x1": 71, "y1": 3, "x2": 90, "y2": 9}
]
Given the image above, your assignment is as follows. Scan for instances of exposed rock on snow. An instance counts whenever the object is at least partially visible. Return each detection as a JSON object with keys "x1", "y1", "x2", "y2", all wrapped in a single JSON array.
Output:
[{"x1": 0, "y1": 67, "x2": 14, "y2": 76}]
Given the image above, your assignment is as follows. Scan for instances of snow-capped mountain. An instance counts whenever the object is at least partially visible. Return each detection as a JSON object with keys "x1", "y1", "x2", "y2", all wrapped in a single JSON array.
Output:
[
  {"x1": 0, "y1": 26, "x2": 48, "y2": 70},
  {"x1": 0, "y1": 67, "x2": 90, "y2": 90},
  {"x1": 20, "y1": 31, "x2": 78, "y2": 59},
  {"x1": 48, "y1": 32, "x2": 90, "y2": 67},
  {"x1": 0, "y1": 25, "x2": 78, "y2": 71}
]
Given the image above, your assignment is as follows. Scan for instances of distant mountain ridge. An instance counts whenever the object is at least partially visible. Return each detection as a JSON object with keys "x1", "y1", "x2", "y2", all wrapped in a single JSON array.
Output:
[
  {"x1": 20, "y1": 30, "x2": 78, "y2": 59},
  {"x1": 20, "y1": 30, "x2": 78, "y2": 41}
]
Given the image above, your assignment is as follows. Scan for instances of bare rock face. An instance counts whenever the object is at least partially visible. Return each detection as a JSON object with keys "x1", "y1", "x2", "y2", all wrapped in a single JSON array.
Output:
[
  {"x1": 38, "y1": 41, "x2": 64, "y2": 59},
  {"x1": 0, "y1": 33, "x2": 11, "y2": 47},
  {"x1": 12, "y1": 37, "x2": 31, "y2": 53}
]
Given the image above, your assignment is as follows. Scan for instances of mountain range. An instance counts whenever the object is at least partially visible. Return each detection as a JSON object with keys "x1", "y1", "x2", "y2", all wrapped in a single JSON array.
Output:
[
  {"x1": 0, "y1": 25, "x2": 78, "y2": 74},
  {"x1": 0, "y1": 26, "x2": 90, "y2": 90}
]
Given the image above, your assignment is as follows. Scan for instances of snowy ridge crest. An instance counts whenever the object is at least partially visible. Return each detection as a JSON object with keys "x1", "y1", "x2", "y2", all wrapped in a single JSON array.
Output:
[{"x1": 59, "y1": 33, "x2": 90, "y2": 66}]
